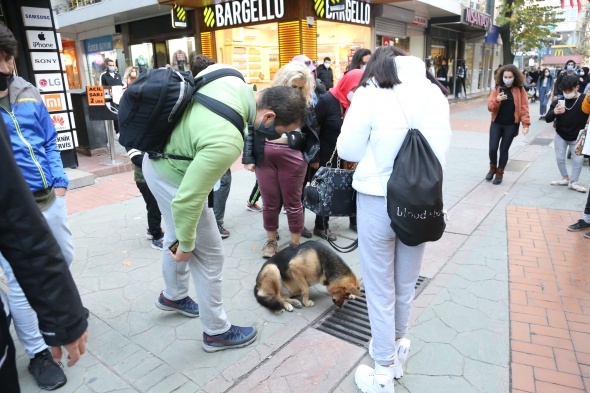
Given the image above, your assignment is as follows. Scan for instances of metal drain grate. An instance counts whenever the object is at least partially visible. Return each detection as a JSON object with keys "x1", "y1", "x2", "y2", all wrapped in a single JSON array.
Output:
[
  {"x1": 530, "y1": 138, "x2": 553, "y2": 146},
  {"x1": 314, "y1": 276, "x2": 431, "y2": 347}
]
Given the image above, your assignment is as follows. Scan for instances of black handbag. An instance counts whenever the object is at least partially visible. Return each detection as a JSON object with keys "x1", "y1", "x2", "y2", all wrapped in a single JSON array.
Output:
[{"x1": 303, "y1": 149, "x2": 358, "y2": 253}]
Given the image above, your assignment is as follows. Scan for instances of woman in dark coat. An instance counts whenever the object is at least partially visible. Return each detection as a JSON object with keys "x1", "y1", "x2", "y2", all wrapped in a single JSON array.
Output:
[{"x1": 312, "y1": 69, "x2": 364, "y2": 240}]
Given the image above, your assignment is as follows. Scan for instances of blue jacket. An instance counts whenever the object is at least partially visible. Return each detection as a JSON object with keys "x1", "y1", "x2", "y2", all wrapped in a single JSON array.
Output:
[{"x1": 0, "y1": 76, "x2": 68, "y2": 193}]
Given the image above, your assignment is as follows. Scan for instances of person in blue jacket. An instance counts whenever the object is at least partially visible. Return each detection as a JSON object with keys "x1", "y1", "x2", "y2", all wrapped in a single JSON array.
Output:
[{"x1": 0, "y1": 24, "x2": 74, "y2": 390}]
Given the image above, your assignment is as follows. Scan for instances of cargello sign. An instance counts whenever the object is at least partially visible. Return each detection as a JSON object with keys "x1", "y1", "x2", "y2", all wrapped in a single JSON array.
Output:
[
  {"x1": 316, "y1": 0, "x2": 371, "y2": 26},
  {"x1": 203, "y1": 0, "x2": 285, "y2": 28},
  {"x1": 463, "y1": 8, "x2": 490, "y2": 30}
]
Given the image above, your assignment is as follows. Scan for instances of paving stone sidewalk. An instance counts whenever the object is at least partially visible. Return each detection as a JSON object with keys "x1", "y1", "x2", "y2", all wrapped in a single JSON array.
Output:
[{"x1": 9, "y1": 101, "x2": 590, "y2": 392}]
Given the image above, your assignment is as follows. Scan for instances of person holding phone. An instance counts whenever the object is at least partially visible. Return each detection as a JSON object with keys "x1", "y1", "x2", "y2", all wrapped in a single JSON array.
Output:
[
  {"x1": 486, "y1": 65, "x2": 530, "y2": 185},
  {"x1": 545, "y1": 75, "x2": 590, "y2": 193}
]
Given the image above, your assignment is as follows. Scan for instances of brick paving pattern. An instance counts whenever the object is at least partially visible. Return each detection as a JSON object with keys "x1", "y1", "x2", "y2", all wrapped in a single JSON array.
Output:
[{"x1": 508, "y1": 206, "x2": 590, "y2": 393}]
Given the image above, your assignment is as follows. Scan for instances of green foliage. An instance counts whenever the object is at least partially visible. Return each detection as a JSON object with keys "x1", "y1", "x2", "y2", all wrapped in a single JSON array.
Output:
[{"x1": 496, "y1": 0, "x2": 564, "y2": 63}]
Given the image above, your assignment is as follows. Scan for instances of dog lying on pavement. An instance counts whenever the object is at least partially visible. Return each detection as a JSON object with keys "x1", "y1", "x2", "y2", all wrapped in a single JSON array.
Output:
[{"x1": 254, "y1": 241, "x2": 362, "y2": 314}]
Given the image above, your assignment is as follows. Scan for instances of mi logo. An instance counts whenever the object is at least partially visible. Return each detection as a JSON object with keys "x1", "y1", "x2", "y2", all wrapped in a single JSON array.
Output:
[
  {"x1": 203, "y1": 7, "x2": 215, "y2": 28},
  {"x1": 172, "y1": 4, "x2": 187, "y2": 29},
  {"x1": 42, "y1": 93, "x2": 65, "y2": 112}
]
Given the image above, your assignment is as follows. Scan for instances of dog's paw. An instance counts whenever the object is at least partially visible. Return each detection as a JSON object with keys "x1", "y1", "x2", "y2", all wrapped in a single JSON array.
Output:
[
  {"x1": 303, "y1": 299, "x2": 315, "y2": 307},
  {"x1": 347, "y1": 294, "x2": 356, "y2": 300},
  {"x1": 290, "y1": 299, "x2": 303, "y2": 309},
  {"x1": 283, "y1": 303, "x2": 294, "y2": 312}
]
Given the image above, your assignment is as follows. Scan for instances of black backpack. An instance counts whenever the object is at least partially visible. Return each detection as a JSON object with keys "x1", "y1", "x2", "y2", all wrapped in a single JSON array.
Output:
[
  {"x1": 118, "y1": 67, "x2": 246, "y2": 160},
  {"x1": 386, "y1": 128, "x2": 446, "y2": 247}
]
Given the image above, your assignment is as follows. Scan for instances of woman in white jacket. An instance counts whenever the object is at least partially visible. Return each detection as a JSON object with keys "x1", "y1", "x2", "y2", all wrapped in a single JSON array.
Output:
[{"x1": 337, "y1": 46, "x2": 452, "y2": 393}]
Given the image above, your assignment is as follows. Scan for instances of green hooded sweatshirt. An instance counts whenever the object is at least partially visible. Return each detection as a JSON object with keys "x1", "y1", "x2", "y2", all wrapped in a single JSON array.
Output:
[{"x1": 152, "y1": 65, "x2": 256, "y2": 252}]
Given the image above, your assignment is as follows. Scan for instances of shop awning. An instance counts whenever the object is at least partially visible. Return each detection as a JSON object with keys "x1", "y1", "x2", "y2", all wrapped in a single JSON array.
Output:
[
  {"x1": 541, "y1": 55, "x2": 584, "y2": 66},
  {"x1": 157, "y1": 0, "x2": 393, "y2": 6}
]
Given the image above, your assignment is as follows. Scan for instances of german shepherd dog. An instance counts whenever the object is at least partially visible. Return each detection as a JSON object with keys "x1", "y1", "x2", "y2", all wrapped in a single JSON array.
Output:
[{"x1": 254, "y1": 241, "x2": 362, "y2": 314}]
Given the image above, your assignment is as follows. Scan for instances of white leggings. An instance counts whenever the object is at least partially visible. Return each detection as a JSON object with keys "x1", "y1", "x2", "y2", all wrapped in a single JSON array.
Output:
[{"x1": 357, "y1": 193, "x2": 425, "y2": 367}]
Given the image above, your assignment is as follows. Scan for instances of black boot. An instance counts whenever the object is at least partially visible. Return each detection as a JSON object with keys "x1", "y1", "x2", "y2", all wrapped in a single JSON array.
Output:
[
  {"x1": 485, "y1": 165, "x2": 496, "y2": 181},
  {"x1": 493, "y1": 168, "x2": 504, "y2": 185}
]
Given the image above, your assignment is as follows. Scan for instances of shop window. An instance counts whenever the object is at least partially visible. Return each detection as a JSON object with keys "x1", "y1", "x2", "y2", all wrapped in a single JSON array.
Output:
[
  {"x1": 168, "y1": 38, "x2": 195, "y2": 72},
  {"x1": 130, "y1": 43, "x2": 153, "y2": 74},
  {"x1": 216, "y1": 24, "x2": 279, "y2": 90},
  {"x1": 316, "y1": 21, "x2": 371, "y2": 84},
  {"x1": 62, "y1": 39, "x2": 81, "y2": 89}
]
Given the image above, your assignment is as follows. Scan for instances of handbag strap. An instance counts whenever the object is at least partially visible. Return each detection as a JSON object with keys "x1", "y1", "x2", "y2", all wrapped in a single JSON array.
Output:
[
  {"x1": 326, "y1": 148, "x2": 343, "y2": 168},
  {"x1": 322, "y1": 220, "x2": 358, "y2": 253}
]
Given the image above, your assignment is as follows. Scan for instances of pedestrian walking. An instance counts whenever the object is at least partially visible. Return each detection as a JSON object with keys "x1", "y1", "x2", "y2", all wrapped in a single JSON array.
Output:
[
  {"x1": 0, "y1": 24, "x2": 76, "y2": 390},
  {"x1": 553, "y1": 59, "x2": 577, "y2": 99},
  {"x1": 545, "y1": 75, "x2": 590, "y2": 193},
  {"x1": 538, "y1": 68, "x2": 554, "y2": 119},
  {"x1": 346, "y1": 48, "x2": 371, "y2": 73},
  {"x1": 486, "y1": 65, "x2": 530, "y2": 185},
  {"x1": 312, "y1": 69, "x2": 364, "y2": 240},
  {"x1": 436, "y1": 58, "x2": 449, "y2": 89},
  {"x1": 143, "y1": 61, "x2": 307, "y2": 351},
  {"x1": 577, "y1": 67, "x2": 589, "y2": 95},
  {"x1": 123, "y1": 66, "x2": 138, "y2": 87},
  {"x1": 337, "y1": 46, "x2": 452, "y2": 393},
  {"x1": 242, "y1": 62, "x2": 319, "y2": 258},
  {"x1": 316, "y1": 57, "x2": 334, "y2": 89}
]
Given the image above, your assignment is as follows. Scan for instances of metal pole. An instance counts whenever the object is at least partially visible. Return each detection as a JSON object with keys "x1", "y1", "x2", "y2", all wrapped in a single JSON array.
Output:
[{"x1": 100, "y1": 119, "x2": 125, "y2": 166}]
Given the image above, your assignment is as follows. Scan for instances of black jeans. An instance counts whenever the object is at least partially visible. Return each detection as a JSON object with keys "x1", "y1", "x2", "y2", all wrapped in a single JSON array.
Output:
[
  {"x1": 136, "y1": 181, "x2": 163, "y2": 239},
  {"x1": 489, "y1": 122, "x2": 519, "y2": 169},
  {"x1": 214, "y1": 169, "x2": 231, "y2": 226},
  {"x1": 455, "y1": 77, "x2": 466, "y2": 97}
]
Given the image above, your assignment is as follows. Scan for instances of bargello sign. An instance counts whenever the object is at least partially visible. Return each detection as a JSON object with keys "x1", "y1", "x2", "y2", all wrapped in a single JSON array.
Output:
[
  {"x1": 203, "y1": 0, "x2": 285, "y2": 28},
  {"x1": 315, "y1": 0, "x2": 370, "y2": 25},
  {"x1": 463, "y1": 7, "x2": 490, "y2": 30}
]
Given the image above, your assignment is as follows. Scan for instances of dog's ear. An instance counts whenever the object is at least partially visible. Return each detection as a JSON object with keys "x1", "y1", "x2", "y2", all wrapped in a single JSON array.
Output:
[{"x1": 348, "y1": 286, "x2": 363, "y2": 297}]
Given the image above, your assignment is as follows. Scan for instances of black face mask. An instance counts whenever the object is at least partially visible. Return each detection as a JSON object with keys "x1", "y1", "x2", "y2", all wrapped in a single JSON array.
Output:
[
  {"x1": 255, "y1": 118, "x2": 282, "y2": 140},
  {"x1": 0, "y1": 72, "x2": 13, "y2": 91}
]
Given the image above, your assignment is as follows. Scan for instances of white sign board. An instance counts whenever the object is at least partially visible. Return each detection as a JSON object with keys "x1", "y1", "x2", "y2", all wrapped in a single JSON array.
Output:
[
  {"x1": 50, "y1": 112, "x2": 71, "y2": 132},
  {"x1": 41, "y1": 93, "x2": 66, "y2": 112},
  {"x1": 26, "y1": 30, "x2": 57, "y2": 50},
  {"x1": 35, "y1": 73, "x2": 64, "y2": 92},
  {"x1": 56, "y1": 132, "x2": 73, "y2": 151},
  {"x1": 30, "y1": 52, "x2": 60, "y2": 71},
  {"x1": 21, "y1": 6, "x2": 53, "y2": 28}
]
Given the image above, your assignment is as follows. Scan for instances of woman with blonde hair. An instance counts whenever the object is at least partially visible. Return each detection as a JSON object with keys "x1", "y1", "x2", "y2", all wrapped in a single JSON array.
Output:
[
  {"x1": 243, "y1": 62, "x2": 320, "y2": 258},
  {"x1": 123, "y1": 66, "x2": 138, "y2": 87}
]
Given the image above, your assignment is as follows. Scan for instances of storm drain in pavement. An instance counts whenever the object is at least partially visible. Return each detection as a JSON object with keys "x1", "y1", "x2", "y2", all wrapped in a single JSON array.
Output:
[
  {"x1": 314, "y1": 276, "x2": 430, "y2": 347},
  {"x1": 530, "y1": 138, "x2": 553, "y2": 146}
]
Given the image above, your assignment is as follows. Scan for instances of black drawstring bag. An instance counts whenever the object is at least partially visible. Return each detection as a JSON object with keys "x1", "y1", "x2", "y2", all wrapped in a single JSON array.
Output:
[{"x1": 387, "y1": 128, "x2": 445, "y2": 246}]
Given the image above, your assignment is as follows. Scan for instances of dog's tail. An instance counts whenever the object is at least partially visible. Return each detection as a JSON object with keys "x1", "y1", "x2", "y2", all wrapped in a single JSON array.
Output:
[{"x1": 253, "y1": 286, "x2": 284, "y2": 312}]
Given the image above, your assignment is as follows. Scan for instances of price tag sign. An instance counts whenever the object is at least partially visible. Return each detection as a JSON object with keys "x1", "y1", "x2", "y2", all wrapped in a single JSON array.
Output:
[{"x1": 87, "y1": 85, "x2": 105, "y2": 106}]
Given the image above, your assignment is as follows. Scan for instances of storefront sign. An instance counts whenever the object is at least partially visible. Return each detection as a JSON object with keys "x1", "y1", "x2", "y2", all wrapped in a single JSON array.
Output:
[
  {"x1": 26, "y1": 30, "x2": 57, "y2": 50},
  {"x1": 411, "y1": 16, "x2": 428, "y2": 28},
  {"x1": 87, "y1": 86, "x2": 105, "y2": 106},
  {"x1": 51, "y1": 113, "x2": 71, "y2": 132},
  {"x1": 172, "y1": 4, "x2": 187, "y2": 29},
  {"x1": 30, "y1": 52, "x2": 61, "y2": 71},
  {"x1": 41, "y1": 93, "x2": 66, "y2": 112},
  {"x1": 329, "y1": 0, "x2": 346, "y2": 12},
  {"x1": 56, "y1": 132, "x2": 74, "y2": 151},
  {"x1": 463, "y1": 8, "x2": 490, "y2": 30},
  {"x1": 315, "y1": 0, "x2": 371, "y2": 25},
  {"x1": 21, "y1": 6, "x2": 53, "y2": 28},
  {"x1": 35, "y1": 73, "x2": 64, "y2": 92},
  {"x1": 85, "y1": 36, "x2": 113, "y2": 54},
  {"x1": 203, "y1": 0, "x2": 285, "y2": 28}
]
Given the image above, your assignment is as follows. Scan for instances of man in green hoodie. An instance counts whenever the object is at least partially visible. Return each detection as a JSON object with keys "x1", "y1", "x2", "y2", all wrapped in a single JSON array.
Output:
[{"x1": 142, "y1": 64, "x2": 307, "y2": 352}]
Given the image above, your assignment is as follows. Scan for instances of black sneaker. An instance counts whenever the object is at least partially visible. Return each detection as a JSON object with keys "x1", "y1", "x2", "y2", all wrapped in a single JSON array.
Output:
[
  {"x1": 584, "y1": 232, "x2": 590, "y2": 239},
  {"x1": 301, "y1": 227, "x2": 313, "y2": 239},
  {"x1": 28, "y1": 349, "x2": 67, "y2": 390},
  {"x1": 567, "y1": 219, "x2": 590, "y2": 232},
  {"x1": 218, "y1": 225, "x2": 230, "y2": 239}
]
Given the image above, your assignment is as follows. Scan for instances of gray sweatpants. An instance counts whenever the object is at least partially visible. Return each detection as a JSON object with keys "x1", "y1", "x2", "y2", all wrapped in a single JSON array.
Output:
[
  {"x1": 357, "y1": 193, "x2": 425, "y2": 367},
  {"x1": 554, "y1": 134, "x2": 583, "y2": 182},
  {"x1": 143, "y1": 157, "x2": 231, "y2": 336}
]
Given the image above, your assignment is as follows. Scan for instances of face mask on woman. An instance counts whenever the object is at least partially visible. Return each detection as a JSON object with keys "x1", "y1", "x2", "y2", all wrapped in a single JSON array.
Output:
[
  {"x1": 503, "y1": 78, "x2": 514, "y2": 86},
  {"x1": 130, "y1": 72, "x2": 137, "y2": 78},
  {"x1": 545, "y1": 72, "x2": 550, "y2": 76},
  {"x1": 563, "y1": 91, "x2": 577, "y2": 99}
]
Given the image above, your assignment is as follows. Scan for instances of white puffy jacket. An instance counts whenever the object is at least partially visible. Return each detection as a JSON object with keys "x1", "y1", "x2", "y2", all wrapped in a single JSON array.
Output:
[{"x1": 337, "y1": 56, "x2": 452, "y2": 197}]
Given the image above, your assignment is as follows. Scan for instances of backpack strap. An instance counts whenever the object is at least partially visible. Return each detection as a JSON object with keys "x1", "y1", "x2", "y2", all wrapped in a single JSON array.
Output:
[{"x1": 193, "y1": 68, "x2": 247, "y2": 136}]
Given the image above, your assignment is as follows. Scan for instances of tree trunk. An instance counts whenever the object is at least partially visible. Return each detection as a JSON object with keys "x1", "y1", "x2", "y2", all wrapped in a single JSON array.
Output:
[{"x1": 500, "y1": 27, "x2": 514, "y2": 65}]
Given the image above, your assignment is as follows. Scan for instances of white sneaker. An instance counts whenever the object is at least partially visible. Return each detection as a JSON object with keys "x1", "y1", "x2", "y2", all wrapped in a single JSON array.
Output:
[
  {"x1": 551, "y1": 178, "x2": 570, "y2": 186},
  {"x1": 355, "y1": 364, "x2": 395, "y2": 393},
  {"x1": 367, "y1": 338, "x2": 409, "y2": 379},
  {"x1": 568, "y1": 181, "x2": 587, "y2": 193}
]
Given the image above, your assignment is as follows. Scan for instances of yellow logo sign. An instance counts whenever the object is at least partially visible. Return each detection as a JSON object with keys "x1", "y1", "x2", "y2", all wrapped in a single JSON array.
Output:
[
  {"x1": 204, "y1": 7, "x2": 215, "y2": 28},
  {"x1": 314, "y1": 0, "x2": 326, "y2": 17},
  {"x1": 554, "y1": 49, "x2": 564, "y2": 56},
  {"x1": 174, "y1": 4, "x2": 186, "y2": 22},
  {"x1": 172, "y1": 4, "x2": 187, "y2": 29}
]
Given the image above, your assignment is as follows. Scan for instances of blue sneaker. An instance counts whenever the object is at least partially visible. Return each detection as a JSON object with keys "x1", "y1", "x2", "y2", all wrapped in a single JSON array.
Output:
[
  {"x1": 202, "y1": 325, "x2": 258, "y2": 353},
  {"x1": 151, "y1": 236, "x2": 164, "y2": 251},
  {"x1": 155, "y1": 292, "x2": 199, "y2": 318}
]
